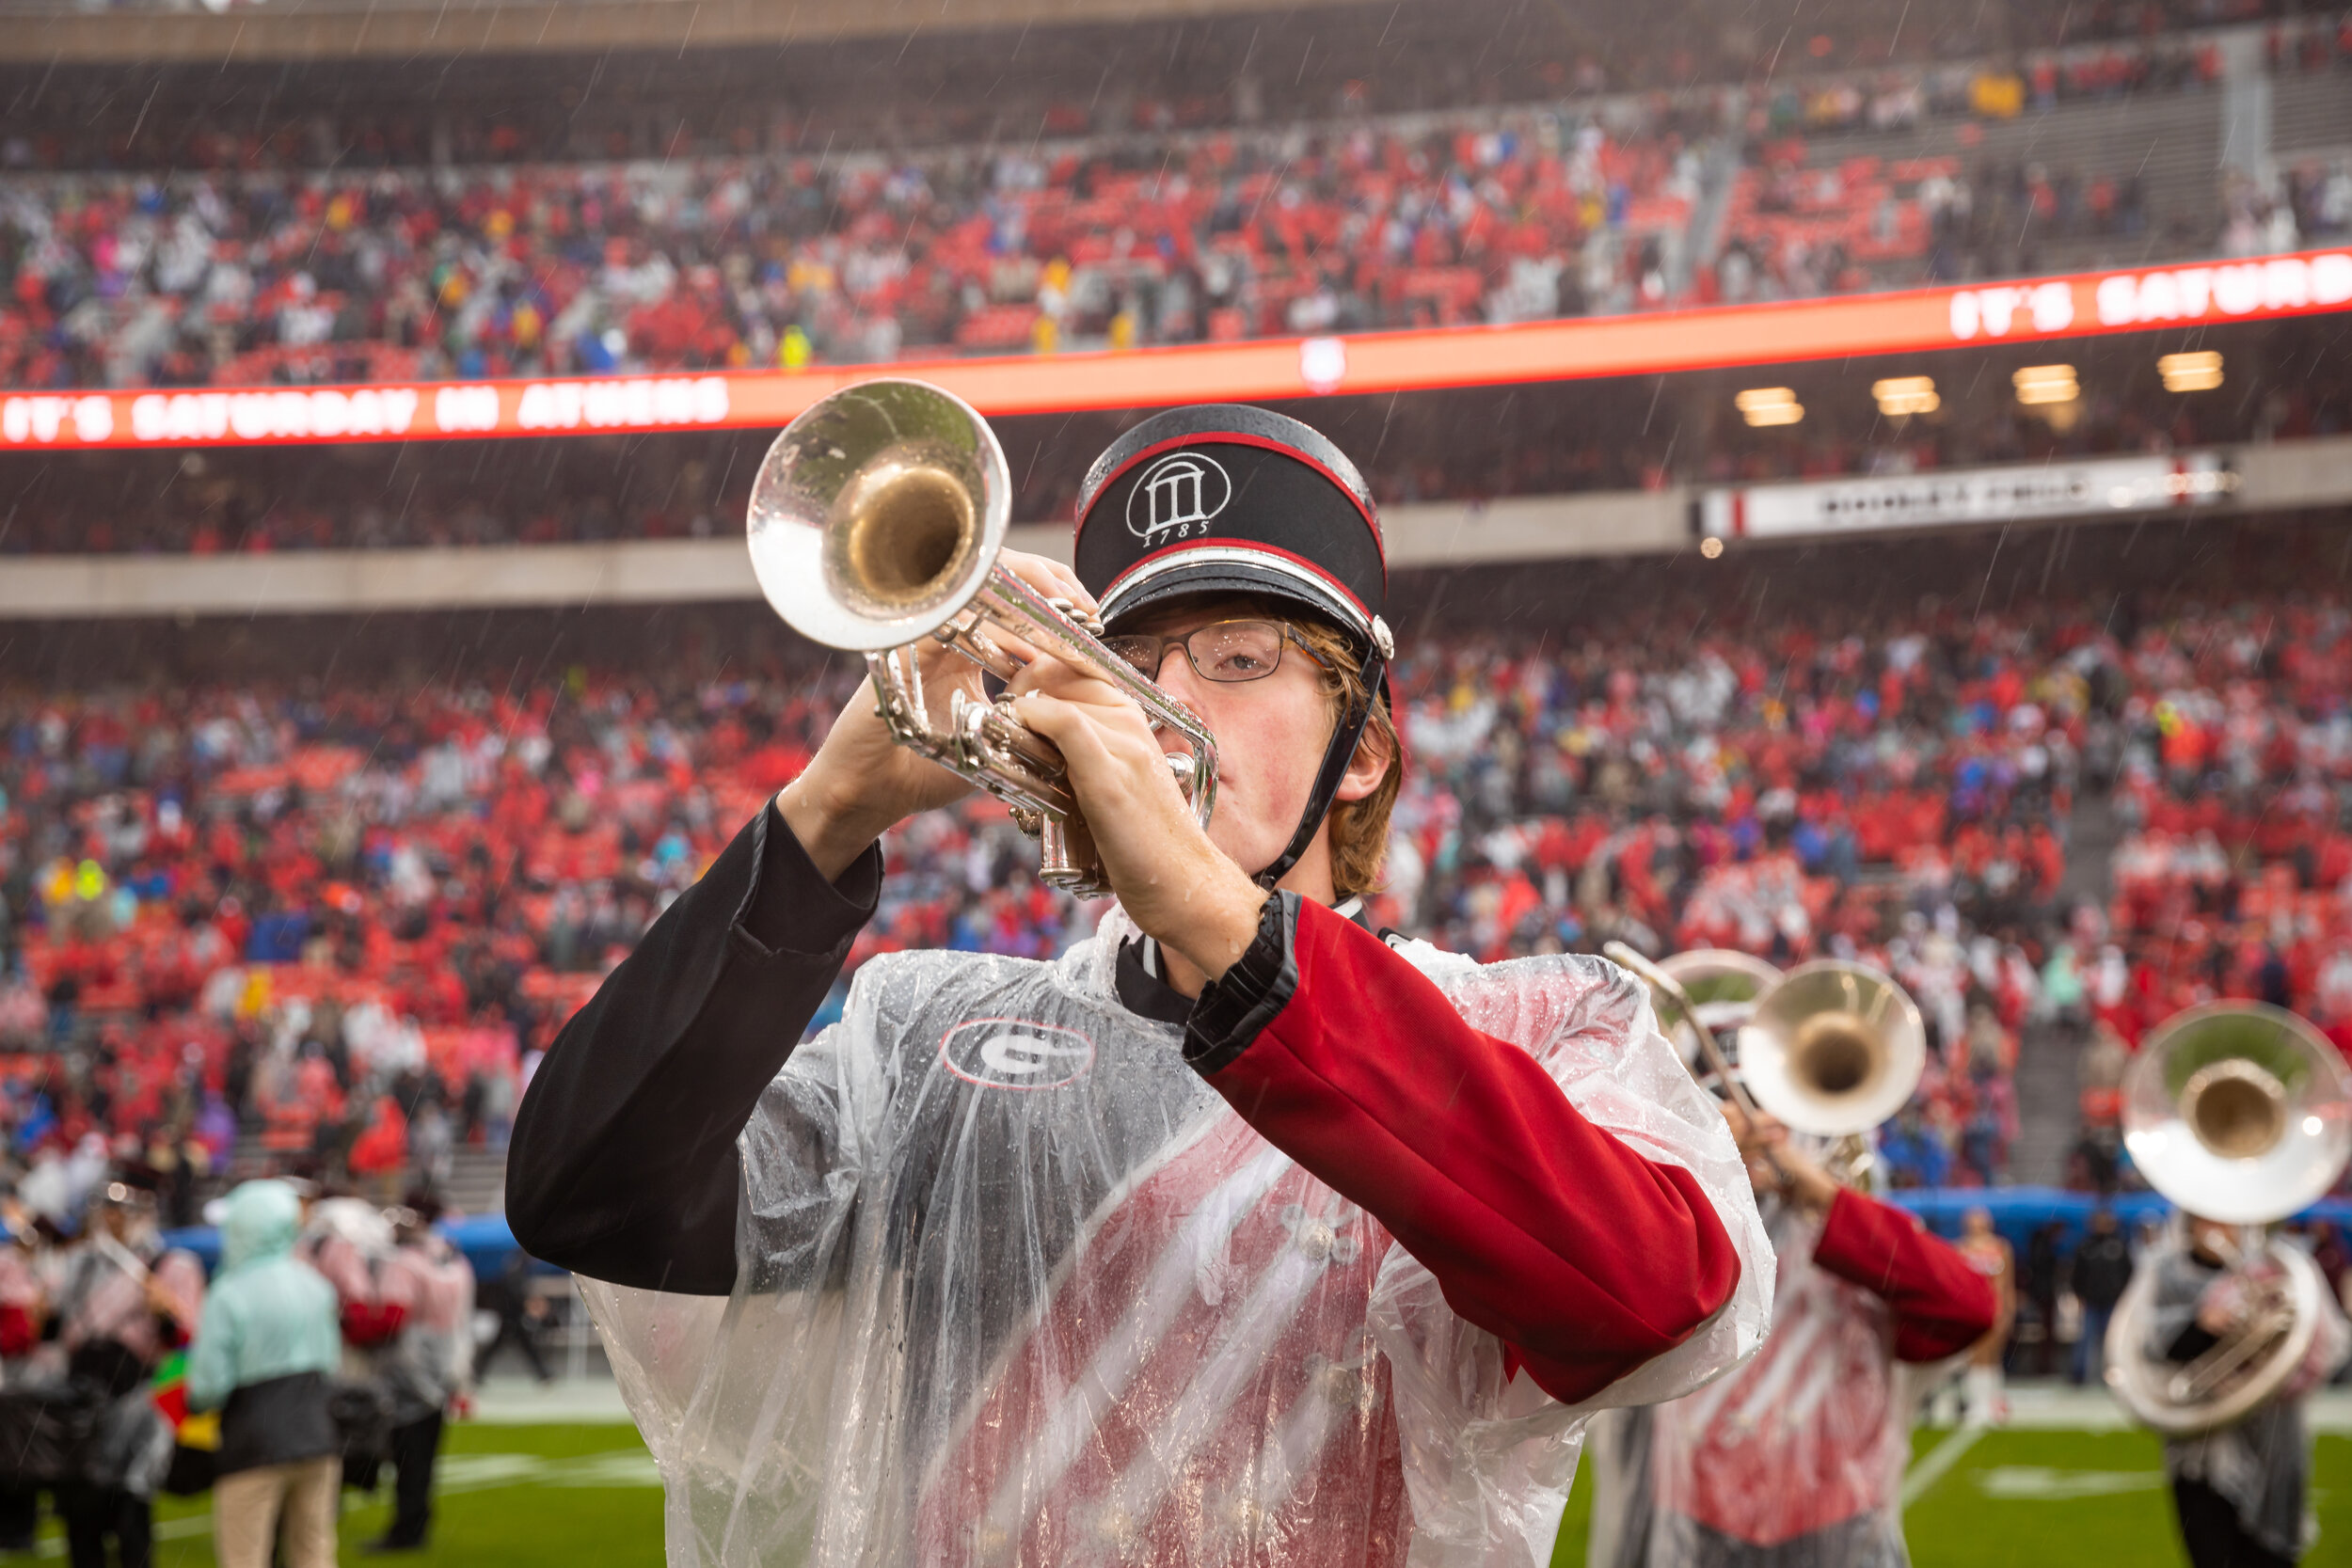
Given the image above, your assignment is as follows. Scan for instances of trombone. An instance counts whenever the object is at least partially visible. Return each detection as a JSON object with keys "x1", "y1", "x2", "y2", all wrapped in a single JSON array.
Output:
[{"x1": 745, "y1": 379, "x2": 1217, "y2": 897}]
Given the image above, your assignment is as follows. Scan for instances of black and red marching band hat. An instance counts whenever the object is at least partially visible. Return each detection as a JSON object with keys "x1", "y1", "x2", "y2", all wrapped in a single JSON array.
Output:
[
  {"x1": 1073, "y1": 404, "x2": 1393, "y2": 666},
  {"x1": 1073, "y1": 404, "x2": 1394, "y2": 889}
]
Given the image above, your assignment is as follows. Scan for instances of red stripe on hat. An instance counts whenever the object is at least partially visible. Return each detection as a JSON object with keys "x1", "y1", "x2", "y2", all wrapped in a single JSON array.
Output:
[
  {"x1": 1102, "y1": 538, "x2": 1374, "y2": 626},
  {"x1": 1076, "y1": 431, "x2": 1387, "y2": 577}
]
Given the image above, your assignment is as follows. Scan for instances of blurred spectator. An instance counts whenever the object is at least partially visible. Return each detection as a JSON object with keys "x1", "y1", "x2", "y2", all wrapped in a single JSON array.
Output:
[
  {"x1": 1957, "y1": 1205, "x2": 2016, "y2": 1424},
  {"x1": 2069, "y1": 1206, "x2": 2136, "y2": 1386},
  {"x1": 477, "y1": 1248, "x2": 554, "y2": 1386},
  {"x1": 2019, "y1": 1217, "x2": 2069, "y2": 1377},
  {"x1": 186, "y1": 1180, "x2": 342, "y2": 1568},
  {"x1": 346, "y1": 1096, "x2": 408, "y2": 1204}
]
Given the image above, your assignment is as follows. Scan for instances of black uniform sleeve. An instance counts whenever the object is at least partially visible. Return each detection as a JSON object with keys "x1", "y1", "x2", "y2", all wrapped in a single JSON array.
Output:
[{"x1": 505, "y1": 802, "x2": 882, "y2": 1295}]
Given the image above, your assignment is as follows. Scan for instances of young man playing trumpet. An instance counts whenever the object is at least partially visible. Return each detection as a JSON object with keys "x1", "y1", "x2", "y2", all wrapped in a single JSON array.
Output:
[{"x1": 509, "y1": 401, "x2": 1771, "y2": 1565}]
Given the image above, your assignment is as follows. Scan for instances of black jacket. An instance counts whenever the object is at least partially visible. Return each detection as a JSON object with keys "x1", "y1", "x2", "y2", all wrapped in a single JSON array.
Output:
[
  {"x1": 507, "y1": 805, "x2": 878, "y2": 1295},
  {"x1": 2069, "y1": 1228, "x2": 2134, "y2": 1311}
]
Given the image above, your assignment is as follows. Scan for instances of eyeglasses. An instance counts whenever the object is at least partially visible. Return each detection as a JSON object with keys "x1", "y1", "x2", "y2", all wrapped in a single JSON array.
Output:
[{"x1": 1101, "y1": 618, "x2": 1330, "y2": 685}]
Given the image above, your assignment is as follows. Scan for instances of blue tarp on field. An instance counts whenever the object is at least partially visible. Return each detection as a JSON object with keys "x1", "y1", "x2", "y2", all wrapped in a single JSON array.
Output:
[
  {"x1": 151, "y1": 1190, "x2": 2352, "y2": 1285},
  {"x1": 163, "y1": 1212, "x2": 524, "y2": 1281},
  {"x1": 1885, "y1": 1187, "x2": 2352, "y2": 1253}
]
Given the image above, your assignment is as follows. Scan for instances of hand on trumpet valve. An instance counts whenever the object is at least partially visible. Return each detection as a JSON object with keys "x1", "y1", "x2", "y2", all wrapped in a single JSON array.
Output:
[
  {"x1": 1005, "y1": 648, "x2": 1266, "y2": 989},
  {"x1": 1723, "y1": 1101, "x2": 1840, "y2": 1214},
  {"x1": 778, "y1": 548, "x2": 1097, "y2": 883}
]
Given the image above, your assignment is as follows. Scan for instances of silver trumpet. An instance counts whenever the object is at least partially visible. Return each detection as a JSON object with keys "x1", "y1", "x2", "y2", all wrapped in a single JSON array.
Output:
[
  {"x1": 746, "y1": 378, "x2": 1218, "y2": 897},
  {"x1": 2105, "y1": 1002, "x2": 2352, "y2": 1434}
]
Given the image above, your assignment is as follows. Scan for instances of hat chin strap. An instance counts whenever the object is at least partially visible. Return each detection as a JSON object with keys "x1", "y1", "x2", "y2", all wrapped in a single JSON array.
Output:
[{"x1": 1251, "y1": 646, "x2": 1387, "y2": 894}]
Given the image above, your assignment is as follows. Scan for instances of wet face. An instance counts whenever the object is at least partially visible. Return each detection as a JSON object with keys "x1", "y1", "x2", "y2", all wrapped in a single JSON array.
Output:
[{"x1": 1113, "y1": 594, "x2": 1385, "y2": 892}]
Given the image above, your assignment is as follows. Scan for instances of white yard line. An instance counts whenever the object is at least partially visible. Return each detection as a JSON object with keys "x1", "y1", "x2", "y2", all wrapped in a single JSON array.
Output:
[{"x1": 1900, "y1": 1424, "x2": 1987, "y2": 1511}]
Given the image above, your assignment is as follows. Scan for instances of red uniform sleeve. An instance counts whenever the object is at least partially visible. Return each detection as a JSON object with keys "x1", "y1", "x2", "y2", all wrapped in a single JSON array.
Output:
[
  {"x1": 1812, "y1": 1187, "x2": 1999, "y2": 1362},
  {"x1": 1186, "y1": 895, "x2": 1742, "y2": 1405}
]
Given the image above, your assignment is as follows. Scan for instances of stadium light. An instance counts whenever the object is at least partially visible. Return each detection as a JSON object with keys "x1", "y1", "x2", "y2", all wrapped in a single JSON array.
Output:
[
  {"x1": 1871, "y1": 376, "x2": 1940, "y2": 417},
  {"x1": 1736, "y1": 388, "x2": 1804, "y2": 427},
  {"x1": 2158, "y1": 351, "x2": 2224, "y2": 392},
  {"x1": 2012, "y1": 364, "x2": 2079, "y2": 405}
]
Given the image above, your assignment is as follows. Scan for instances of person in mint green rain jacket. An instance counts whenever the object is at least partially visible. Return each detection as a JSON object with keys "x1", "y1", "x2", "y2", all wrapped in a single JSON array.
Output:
[{"x1": 186, "y1": 1181, "x2": 342, "y2": 1568}]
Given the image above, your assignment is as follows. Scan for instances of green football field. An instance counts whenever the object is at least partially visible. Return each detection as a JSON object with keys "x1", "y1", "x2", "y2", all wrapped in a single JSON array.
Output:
[
  {"x1": 24, "y1": 1420, "x2": 2346, "y2": 1564},
  {"x1": 1551, "y1": 1427, "x2": 2352, "y2": 1568}
]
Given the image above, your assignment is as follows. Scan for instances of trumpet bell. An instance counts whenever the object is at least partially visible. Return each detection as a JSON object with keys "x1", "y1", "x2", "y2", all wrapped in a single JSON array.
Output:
[
  {"x1": 748, "y1": 378, "x2": 1009, "y2": 651},
  {"x1": 2122, "y1": 1002, "x2": 2352, "y2": 1227},
  {"x1": 1741, "y1": 960, "x2": 1927, "y2": 1138}
]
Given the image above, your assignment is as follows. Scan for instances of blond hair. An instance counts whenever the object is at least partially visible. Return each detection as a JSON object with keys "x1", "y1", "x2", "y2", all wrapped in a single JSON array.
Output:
[{"x1": 1285, "y1": 616, "x2": 1401, "y2": 902}]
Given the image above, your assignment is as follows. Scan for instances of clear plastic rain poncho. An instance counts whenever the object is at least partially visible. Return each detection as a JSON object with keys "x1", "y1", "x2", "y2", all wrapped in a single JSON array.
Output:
[
  {"x1": 584, "y1": 909, "x2": 1772, "y2": 1567},
  {"x1": 1645, "y1": 1194, "x2": 1915, "y2": 1568}
]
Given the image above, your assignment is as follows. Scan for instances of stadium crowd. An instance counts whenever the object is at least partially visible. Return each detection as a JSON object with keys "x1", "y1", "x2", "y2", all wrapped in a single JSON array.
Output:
[
  {"x1": 2, "y1": 0, "x2": 2328, "y2": 173},
  {"x1": 0, "y1": 101, "x2": 1704, "y2": 392},
  {"x1": 2073, "y1": 594, "x2": 2352, "y2": 1186},
  {"x1": 0, "y1": 511, "x2": 2347, "y2": 1209},
  {"x1": 2, "y1": 9, "x2": 2337, "y2": 393},
  {"x1": 0, "y1": 583, "x2": 2162, "y2": 1213}
]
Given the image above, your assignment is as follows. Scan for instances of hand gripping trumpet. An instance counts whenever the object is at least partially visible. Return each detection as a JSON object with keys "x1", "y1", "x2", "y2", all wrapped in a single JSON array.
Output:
[{"x1": 746, "y1": 378, "x2": 1218, "y2": 897}]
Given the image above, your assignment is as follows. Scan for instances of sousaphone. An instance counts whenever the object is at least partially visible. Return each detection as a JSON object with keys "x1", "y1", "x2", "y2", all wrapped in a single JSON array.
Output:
[{"x1": 2104, "y1": 1003, "x2": 2352, "y2": 1434}]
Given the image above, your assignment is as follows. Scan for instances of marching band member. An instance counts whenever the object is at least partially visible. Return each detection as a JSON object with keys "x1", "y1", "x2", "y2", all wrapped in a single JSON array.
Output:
[
  {"x1": 53, "y1": 1182, "x2": 204, "y2": 1568},
  {"x1": 511, "y1": 403, "x2": 1772, "y2": 1565},
  {"x1": 1639, "y1": 1105, "x2": 1995, "y2": 1568},
  {"x1": 2147, "y1": 1214, "x2": 2349, "y2": 1568},
  {"x1": 368, "y1": 1204, "x2": 476, "y2": 1553}
]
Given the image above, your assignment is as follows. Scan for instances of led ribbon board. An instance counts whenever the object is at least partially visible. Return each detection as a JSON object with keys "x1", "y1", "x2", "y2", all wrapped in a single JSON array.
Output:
[{"x1": 5, "y1": 249, "x2": 2346, "y2": 451}]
